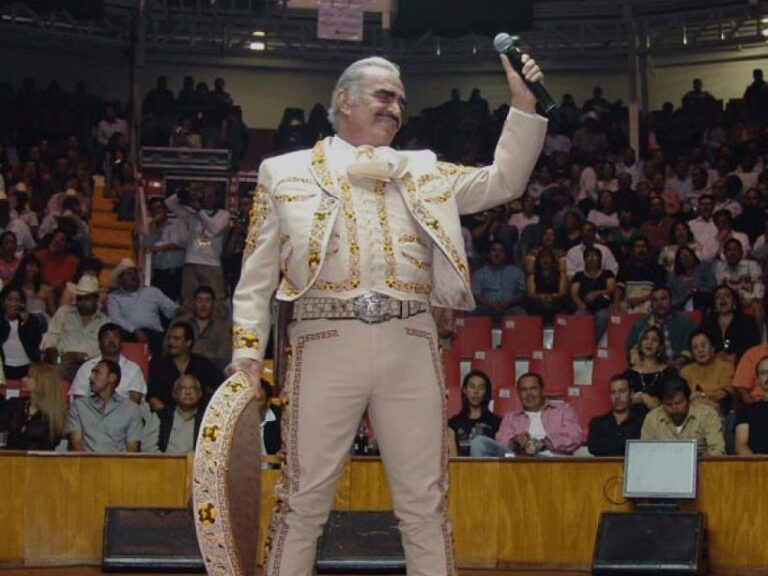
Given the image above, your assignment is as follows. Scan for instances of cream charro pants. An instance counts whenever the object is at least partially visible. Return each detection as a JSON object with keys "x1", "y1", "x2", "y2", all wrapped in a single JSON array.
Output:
[{"x1": 263, "y1": 311, "x2": 454, "y2": 576}]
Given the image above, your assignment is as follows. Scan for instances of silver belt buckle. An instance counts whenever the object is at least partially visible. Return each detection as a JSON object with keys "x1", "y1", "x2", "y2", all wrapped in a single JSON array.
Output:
[{"x1": 353, "y1": 294, "x2": 388, "y2": 324}]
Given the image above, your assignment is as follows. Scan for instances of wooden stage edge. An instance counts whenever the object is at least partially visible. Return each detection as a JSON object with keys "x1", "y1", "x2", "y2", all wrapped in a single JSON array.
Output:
[{"x1": 1, "y1": 569, "x2": 768, "y2": 576}]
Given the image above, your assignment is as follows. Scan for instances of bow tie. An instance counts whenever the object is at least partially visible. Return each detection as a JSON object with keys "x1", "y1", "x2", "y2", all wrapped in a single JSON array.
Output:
[{"x1": 347, "y1": 145, "x2": 408, "y2": 182}]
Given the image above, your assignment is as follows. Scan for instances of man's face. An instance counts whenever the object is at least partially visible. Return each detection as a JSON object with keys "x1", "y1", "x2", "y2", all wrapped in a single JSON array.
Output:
[
  {"x1": 650, "y1": 289, "x2": 671, "y2": 319},
  {"x1": 89, "y1": 362, "x2": 113, "y2": 395},
  {"x1": 631, "y1": 239, "x2": 648, "y2": 262},
  {"x1": 119, "y1": 267, "x2": 141, "y2": 292},
  {"x1": 202, "y1": 187, "x2": 217, "y2": 210},
  {"x1": 194, "y1": 292, "x2": 214, "y2": 320},
  {"x1": 714, "y1": 287, "x2": 735, "y2": 314},
  {"x1": 172, "y1": 377, "x2": 203, "y2": 410},
  {"x1": 724, "y1": 241, "x2": 743, "y2": 266},
  {"x1": 692, "y1": 168, "x2": 708, "y2": 189},
  {"x1": 581, "y1": 223, "x2": 596, "y2": 245},
  {"x1": 49, "y1": 232, "x2": 67, "y2": 254},
  {"x1": 757, "y1": 359, "x2": 768, "y2": 392},
  {"x1": 337, "y1": 67, "x2": 405, "y2": 147},
  {"x1": 517, "y1": 376, "x2": 545, "y2": 412},
  {"x1": 698, "y1": 197, "x2": 714, "y2": 219},
  {"x1": 76, "y1": 293, "x2": 98, "y2": 317},
  {"x1": 715, "y1": 213, "x2": 732, "y2": 232},
  {"x1": 622, "y1": 148, "x2": 636, "y2": 166},
  {"x1": 99, "y1": 329, "x2": 122, "y2": 357},
  {"x1": 166, "y1": 327, "x2": 191, "y2": 358},
  {"x1": 1, "y1": 233, "x2": 17, "y2": 256},
  {"x1": 149, "y1": 202, "x2": 166, "y2": 221},
  {"x1": 610, "y1": 379, "x2": 631, "y2": 413},
  {"x1": 488, "y1": 243, "x2": 506, "y2": 266},
  {"x1": 662, "y1": 391, "x2": 690, "y2": 426}
]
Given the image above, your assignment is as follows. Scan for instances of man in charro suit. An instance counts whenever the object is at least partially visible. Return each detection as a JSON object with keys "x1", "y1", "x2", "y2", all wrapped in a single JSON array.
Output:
[{"x1": 227, "y1": 54, "x2": 547, "y2": 576}]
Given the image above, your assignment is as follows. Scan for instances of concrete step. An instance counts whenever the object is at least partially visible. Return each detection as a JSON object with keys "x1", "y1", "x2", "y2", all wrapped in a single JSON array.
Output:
[
  {"x1": 92, "y1": 226, "x2": 133, "y2": 248},
  {"x1": 90, "y1": 210, "x2": 134, "y2": 231},
  {"x1": 92, "y1": 245, "x2": 134, "y2": 268}
]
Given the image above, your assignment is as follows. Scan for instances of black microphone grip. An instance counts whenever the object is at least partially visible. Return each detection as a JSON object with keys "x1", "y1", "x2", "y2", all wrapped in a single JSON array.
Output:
[{"x1": 493, "y1": 33, "x2": 557, "y2": 115}]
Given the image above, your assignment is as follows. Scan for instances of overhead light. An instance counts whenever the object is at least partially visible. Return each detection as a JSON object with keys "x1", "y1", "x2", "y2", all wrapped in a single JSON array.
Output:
[
  {"x1": 762, "y1": 28, "x2": 768, "y2": 37},
  {"x1": 252, "y1": 30, "x2": 266, "y2": 37},
  {"x1": 761, "y1": 17, "x2": 768, "y2": 24},
  {"x1": 247, "y1": 41, "x2": 266, "y2": 51}
]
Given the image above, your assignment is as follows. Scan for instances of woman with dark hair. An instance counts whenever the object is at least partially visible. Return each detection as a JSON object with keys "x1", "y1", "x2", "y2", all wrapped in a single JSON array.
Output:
[
  {"x1": 0, "y1": 284, "x2": 44, "y2": 379},
  {"x1": 447, "y1": 370, "x2": 501, "y2": 456},
  {"x1": 525, "y1": 249, "x2": 567, "y2": 321},
  {"x1": 667, "y1": 245, "x2": 716, "y2": 311},
  {"x1": 659, "y1": 221, "x2": 701, "y2": 272},
  {"x1": 0, "y1": 363, "x2": 66, "y2": 450},
  {"x1": 12, "y1": 254, "x2": 54, "y2": 318},
  {"x1": 626, "y1": 325, "x2": 677, "y2": 412},
  {"x1": 700, "y1": 284, "x2": 760, "y2": 364},
  {"x1": 569, "y1": 246, "x2": 615, "y2": 343}
]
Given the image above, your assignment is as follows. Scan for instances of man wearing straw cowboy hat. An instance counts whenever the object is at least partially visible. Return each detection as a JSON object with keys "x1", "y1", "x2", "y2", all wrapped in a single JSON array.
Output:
[
  {"x1": 106, "y1": 257, "x2": 179, "y2": 355},
  {"x1": 42, "y1": 274, "x2": 109, "y2": 380}
]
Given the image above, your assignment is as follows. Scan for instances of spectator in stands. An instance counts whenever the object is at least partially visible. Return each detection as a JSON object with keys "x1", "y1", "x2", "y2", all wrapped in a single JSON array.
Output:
[
  {"x1": 732, "y1": 340, "x2": 768, "y2": 405},
  {"x1": 165, "y1": 184, "x2": 230, "y2": 314},
  {"x1": 471, "y1": 240, "x2": 526, "y2": 320},
  {"x1": 605, "y1": 204, "x2": 640, "y2": 268},
  {"x1": 143, "y1": 196, "x2": 187, "y2": 302},
  {"x1": 665, "y1": 156, "x2": 693, "y2": 206},
  {"x1": 587, "y1": 374, "x2": 644, "y2": 456},
  {"x1": 587, "y1": 190, "x2": 619, "y2": 240},
  {"x1": 615, "y1": 236, "x2": 666, "y2": 314},
  {"x1": 259, "y1": 380, "x2": 282, "y2": 456},
  {"x1": 734, "y1": 188, "x2": 764, "y2": 244},
  {"x1": 626, "y1": 325, "x2": 677, "y2": 412},
  {"x1": 638, "y1": 195, "x2": 674, "y2": 256},
  {"x1": 447, "y1": 370, "x2": 501, "y2": 457},
  {"x1": 65, "y1": 359, "x2": 142, "y2": 453},
  {"x1": 470, "y1": 372, "x2": 581, "y2": 457},
  {"x1": 658, "y1": 222, "x2": 701, "y2": 273},
  {"x1": 680, "y1": 330, "x2": 734, "y2": 416},
  {"x1": 112, "y1": 160, "x2": 137, "y2": 222},
  {"x1": 142, "y1": 374, "x2": 204, "y2": 454},
  {"x1": 735, "y1": 355, "x2": 768, "y2": 455},
  {"x1": 701, "y1": 285, "x2": 760, "y2": 365},
  {"x1": 169, "y1": 117, "x2": 202, "y2": 149},
  {"x1": 667, "y1": 245, "x2": 716, "y2": 312},
  {"x1": 141, "y1": 76, "x2": 176, "y2": 146},
  {"x1": 42, "y1": 275, "x2": 109, "y2": 380},
  {"x1": 39, "y1": 196, "x2": 91, "y2": 256},
  {"x1": 688, "y1": 194, "x2": 718, "y2": 261},
  {"x1": 69, "y1": 322, "x2": 147, "y2": 404},
  {"x1": 565, "y1": 220, "x2": 618, "y2": 278},
  {"x1": 555, "y1": 209, "x2": 583, "y2": 251},
  {"x1": 569, "y1": 246, "x2": 615, "y2": 343},
  {"x1": 0, "y1": 363, "x2": 66, "y2": 450},
  {"x1": 34, "y1": 228, "x2": 79, "y2": 296},
  {"x1": 107, "y1": 258, "x2": 179, "y2": 355},
  {"x1": 714, "y1": 238, "x2": 764, "y2": 330},
  {"x1": 0, "y1": 284, "x2": 44, "y2": 379},
  {"x1": 12, "y1": 254, "x2": 54, "y2": 318},
  {"x1": 96, "y1": 103, "x2": 128, "y2": 152},
  {"x1": 523, "y1": 224, "x2": 566, "y2": 275},
  {"x1": 714, "y1": 209, "x2": 750, "y2": 258},
  {"x1": 626, "y1": 285, "x2": 696, "y2": 367},
  {"x1": 0, "y1": 193, "x2": 34, "y2": 255},
  {"x1": 508, "y1": 194, "x2": 538, "y2": 234},
  {"x1": 146, "y1": 320, "x2": 223, "y2": 412},
  {"x1": 221, "y1": 192, "x2": 252, "y2": 294},
  {"x1": 0, "y1": 231, "x2": 20, "y2": 284},
  {"x1": 614, "y1": 147, "x2": 642, "y2": 187},
  {"x1": 12, "y1": 185, "x2": 39, "y2": 237},
  {"x1": 176, "y1": 285, "x2": 231, "y2": 370},
  {"x1": 525, "y1": 249, "x2": 567, "y2": 322},
  {"x1": 641, "y1": 375, "x2": 725, "y2": 456}
]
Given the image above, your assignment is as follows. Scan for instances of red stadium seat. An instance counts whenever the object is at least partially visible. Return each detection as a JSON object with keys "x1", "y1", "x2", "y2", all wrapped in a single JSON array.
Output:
[
  {"x1": 499, "y1": 315, "x2": 543, "y2": 358},
  {"x1": 122, "y1": 342, "x2": 150, "y2": 380},
  {"x1": 470, "y1": 349, "x2": 518, "y2": 390},
  {"x1": 493, "y1": 384, "x2": 522, "y2": 417},
  {"x1": 567, "y1": 385, "x2": 612, "y2": 442},
  {"x1": 606, "y1": 312, "x2": 644, "y2": 353},
  {"x1": 591, "y1": 348, "x2": 628, "y2": 390},
  {"x1": 528, "y1": 349, "x2": 574, "y2": 397},
  {"x1": 684, "y1": 309, "x2": 703, "y2": 327},
  {"x1": 553, "y1": 314, "x2": 596, "y2": 358},
  {"x1": 452, "y1": 316, "x2": 493, "y2": 358}
]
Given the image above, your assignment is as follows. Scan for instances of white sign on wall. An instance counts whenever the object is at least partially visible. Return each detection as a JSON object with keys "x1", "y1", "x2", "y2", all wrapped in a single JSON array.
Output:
[{"x1": 318, "y1": 0, "x2": 364, "y2": 42}]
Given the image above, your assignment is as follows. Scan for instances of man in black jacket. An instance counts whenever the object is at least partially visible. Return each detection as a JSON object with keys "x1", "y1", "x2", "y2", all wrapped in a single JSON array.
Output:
[
  {"x1": 142, "y1": 374, "x2": 204, "y2": 453},
  {"x1": 587, "y1": 374, "x2": 645, "y2": 456}
]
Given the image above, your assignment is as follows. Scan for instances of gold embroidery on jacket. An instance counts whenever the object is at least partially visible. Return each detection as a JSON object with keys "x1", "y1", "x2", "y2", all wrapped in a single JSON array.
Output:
[{"x1": 242, "y1": 185, "x2": 269, "y2": 262}]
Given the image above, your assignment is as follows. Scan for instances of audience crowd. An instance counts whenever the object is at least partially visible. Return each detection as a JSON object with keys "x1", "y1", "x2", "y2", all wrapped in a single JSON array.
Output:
[{"x1": 0, "y1": 68, "x2": 767, "y2": 459}]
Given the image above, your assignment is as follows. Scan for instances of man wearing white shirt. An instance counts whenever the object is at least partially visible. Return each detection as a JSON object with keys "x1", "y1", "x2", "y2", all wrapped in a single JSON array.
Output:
[
  {"x1": 614, "y1": 147, "x2": 643, "y2": 188},
  {"x1": 665, "y1": 156, "x2": 693, "y2": 204},
  {"x1": 689, "y1": 194, "x2": 719, "y2": 261},
  {"x1": 69, "y1": 323, "x2": 147, "y2": 403},
  {"x1": 565, "y1": 220, "x2": 618, "y2": 278},
  {"x1": 686, "y1": 166, "x2": 711, "y2": 208},
  {"x1": 715, "y1": 239, "x2": 764, "y2": 329},
  {"x1": 714, "y1": 209, "x2": 750, "y2": 258}
]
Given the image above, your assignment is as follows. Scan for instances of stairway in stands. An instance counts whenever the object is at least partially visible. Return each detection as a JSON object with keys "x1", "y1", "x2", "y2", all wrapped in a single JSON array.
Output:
[{"x1": 89, "y1": 177, "x2": 135, "y2": 287}]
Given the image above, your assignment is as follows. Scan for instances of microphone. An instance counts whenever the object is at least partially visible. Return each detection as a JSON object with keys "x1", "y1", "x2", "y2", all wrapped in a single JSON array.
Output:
[{"x1": 493, "y1": 33, "x2": 556, "y2": 115}]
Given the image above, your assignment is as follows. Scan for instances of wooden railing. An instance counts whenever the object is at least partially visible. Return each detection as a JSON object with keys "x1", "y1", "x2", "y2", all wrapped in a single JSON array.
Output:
[{"x1": 2, "y1": 453, "x2": 767, "y2": 570}]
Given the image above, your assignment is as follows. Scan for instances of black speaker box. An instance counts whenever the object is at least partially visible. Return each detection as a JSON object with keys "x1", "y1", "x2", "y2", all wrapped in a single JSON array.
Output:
[
  {"x1": 316, "y1": 511, "x2": 406, "y2": 574},
  {"x1": 102, "y1": 507, "x2": 204, "y2": 572},
  {"x1": 592, "y1": 511, "x2": 707, "y2": 576}
]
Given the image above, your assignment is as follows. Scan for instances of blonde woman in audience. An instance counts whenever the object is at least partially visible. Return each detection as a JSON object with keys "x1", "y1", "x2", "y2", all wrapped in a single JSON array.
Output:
[
  {"x1": 0, "y1": 363, "x2": 66, "y2": 450},
  {"x1": 626, "y1": 325, "x2": 677, "y2": 413}
]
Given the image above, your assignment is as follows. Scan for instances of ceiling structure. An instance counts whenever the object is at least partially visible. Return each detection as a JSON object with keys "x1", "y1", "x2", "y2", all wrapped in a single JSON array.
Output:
[{"x1": 0, "y1": 0, "x2": 766, "y2": 70}]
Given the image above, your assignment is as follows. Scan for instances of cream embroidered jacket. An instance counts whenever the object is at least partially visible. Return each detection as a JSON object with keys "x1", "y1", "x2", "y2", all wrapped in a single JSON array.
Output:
[{"x1": 232, "y1": 107, "x2": 547, "y2": 362}]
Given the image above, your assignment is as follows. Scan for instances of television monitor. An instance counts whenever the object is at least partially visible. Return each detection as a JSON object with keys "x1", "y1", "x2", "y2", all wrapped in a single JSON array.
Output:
[{"x1": 623, "y1": 439, "x2": 698, "y2": 500}]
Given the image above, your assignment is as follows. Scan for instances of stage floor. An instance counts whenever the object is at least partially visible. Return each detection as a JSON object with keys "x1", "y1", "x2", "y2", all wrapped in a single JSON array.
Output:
[{"x1": 0, "y1": 569, "x2": 589, "y2": 576}]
